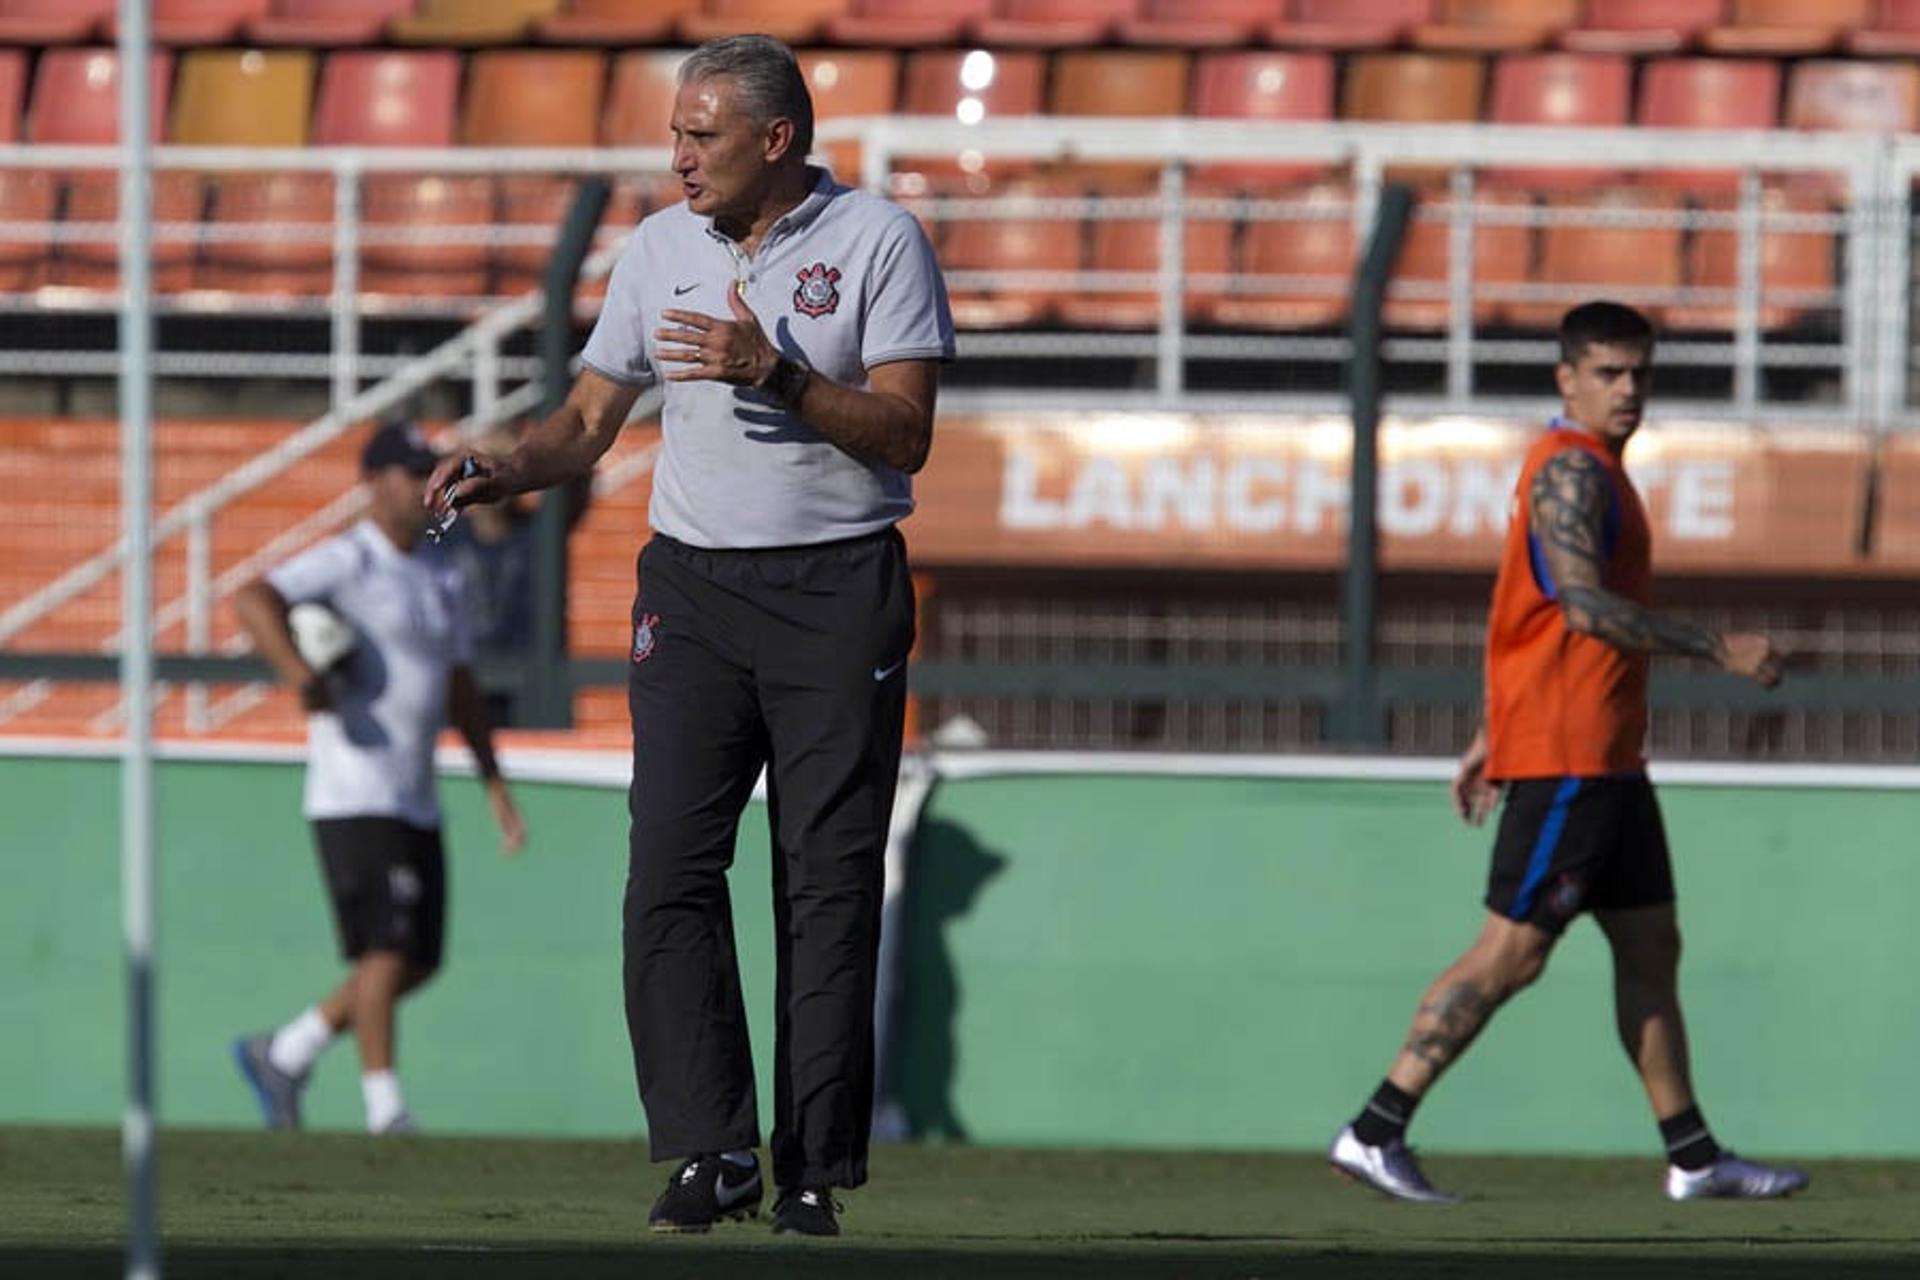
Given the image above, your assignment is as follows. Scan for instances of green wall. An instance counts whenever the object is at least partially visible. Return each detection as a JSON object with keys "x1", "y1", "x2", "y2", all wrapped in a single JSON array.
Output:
[{"x1": 5, "y1": 755, "x2": 1916, "y2": 1156}]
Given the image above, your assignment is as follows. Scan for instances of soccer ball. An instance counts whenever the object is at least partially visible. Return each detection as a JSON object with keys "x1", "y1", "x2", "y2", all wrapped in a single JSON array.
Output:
[{"x1": 287, "y1": 602, "x2": 357, "y2": 673}]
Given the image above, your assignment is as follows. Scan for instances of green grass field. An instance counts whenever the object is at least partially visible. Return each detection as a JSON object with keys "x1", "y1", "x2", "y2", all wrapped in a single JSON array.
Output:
[{"x1": 5, "y1": 1128, "x2": 1918, "y2": 1279}]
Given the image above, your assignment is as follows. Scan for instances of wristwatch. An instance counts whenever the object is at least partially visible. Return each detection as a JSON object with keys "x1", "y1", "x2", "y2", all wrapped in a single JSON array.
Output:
[{"x1": 757, "y1": 355, "x2": 810, "y2": 409}]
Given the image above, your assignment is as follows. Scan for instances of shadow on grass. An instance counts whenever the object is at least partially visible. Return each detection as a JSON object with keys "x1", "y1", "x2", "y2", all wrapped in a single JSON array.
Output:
[{"x1": 7, "y1": 1244, "x2": 1915, "y2": 1280}]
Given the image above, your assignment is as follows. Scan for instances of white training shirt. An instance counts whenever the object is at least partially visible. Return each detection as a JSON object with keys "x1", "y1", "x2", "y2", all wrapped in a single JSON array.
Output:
[
  {"x1": 580, "y1": 167, "x2": 956, "y2": 549},
  {"x1": 266, "y1": 520, "x2": 472, "y2": 828}
]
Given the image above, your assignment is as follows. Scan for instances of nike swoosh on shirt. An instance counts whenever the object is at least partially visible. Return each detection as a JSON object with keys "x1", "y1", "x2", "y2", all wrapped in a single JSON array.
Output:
[
  {"x1": 672, "y1": 282, "x2": 698, "y2": 296},
  {"x1": 873, "y1": 659, "x2": 906, "y2": 682}
]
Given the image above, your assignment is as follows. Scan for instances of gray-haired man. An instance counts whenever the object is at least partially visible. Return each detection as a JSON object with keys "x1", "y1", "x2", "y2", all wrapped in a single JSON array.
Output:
[{"x1": 430, "y1": 35, "x2": 953, "y2": 1236}]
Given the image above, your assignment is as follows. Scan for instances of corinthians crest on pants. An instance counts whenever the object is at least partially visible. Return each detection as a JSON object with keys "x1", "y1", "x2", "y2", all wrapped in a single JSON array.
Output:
[
  {"x1": 793, "y1": 262, "x2": 841, "y2": 317},
  {"x1": 631, "y1": 612, "x2": 660, "y2": 663}
]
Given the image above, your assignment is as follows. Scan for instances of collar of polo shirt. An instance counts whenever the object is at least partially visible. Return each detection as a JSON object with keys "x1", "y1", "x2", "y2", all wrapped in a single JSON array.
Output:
[{"x1": 702, "y1": 166, "x2": 837, "y2": 251}]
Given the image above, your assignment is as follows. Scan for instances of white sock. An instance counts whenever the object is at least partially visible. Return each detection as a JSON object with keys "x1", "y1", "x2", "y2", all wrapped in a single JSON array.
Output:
[
  {"x1": 267, "y1": 1007, "x2": 334, "y2": 1078},
  {"x1": 720, "y1": 1149, "x2": 755, "y2": 1168},
  {"x1": 362, "y1": 1069, "x2": 405, "y2": 1132}
]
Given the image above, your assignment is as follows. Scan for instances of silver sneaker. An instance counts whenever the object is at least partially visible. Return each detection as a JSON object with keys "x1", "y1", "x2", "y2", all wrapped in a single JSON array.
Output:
[
  {"x1": 1329, "y1": 1124, "x2": 1460, "y2": 1204},
  {"x1": 1666, "y1": 1152, "x2": 1808, "y2": 1201},
  {"x1": 376, "y1": 1111, "x2": 419, "y2": 1135},
  {"x1": 232, "y1": 1033, "x2": 306, "y2": 1131}
]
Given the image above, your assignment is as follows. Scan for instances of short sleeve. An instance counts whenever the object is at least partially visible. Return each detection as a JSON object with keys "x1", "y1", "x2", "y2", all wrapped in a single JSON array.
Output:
[
  {"x1": 580, "y1": 222, "x2": 657, "y2": 387},
  {"x1": 861, "y1": 211, "x2": 956, "y2": 370},
  {"x1": 266, "y1": 534, "x2": 361, "y2": 605}
]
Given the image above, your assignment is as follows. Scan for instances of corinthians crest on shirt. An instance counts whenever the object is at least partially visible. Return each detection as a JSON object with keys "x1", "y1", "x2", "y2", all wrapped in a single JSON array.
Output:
[
  {"x1": 631, "y1": 612, "x2": 661, "y2": 664},
  {"x1": 793, "y1": 262, "x2": 841, "y2": 317}
]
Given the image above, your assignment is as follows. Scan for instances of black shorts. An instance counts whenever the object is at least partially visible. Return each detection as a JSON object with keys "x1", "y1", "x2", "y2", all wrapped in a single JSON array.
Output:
[
  {"x1": 312, "y1": 816, "x2": 446, "y2": 969},
  {"x1": 1485, "y1": 774, "x2": 1675, "y2": 934}
]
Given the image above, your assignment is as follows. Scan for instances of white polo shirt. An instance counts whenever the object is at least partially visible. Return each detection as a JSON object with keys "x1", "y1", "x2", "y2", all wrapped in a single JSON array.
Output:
[
  {"x1": 581, "y1": 168, "x2": 956, "y2": 549},
  {"x1": 267, "y1": 520, "x2": 472, "y2": 828}
]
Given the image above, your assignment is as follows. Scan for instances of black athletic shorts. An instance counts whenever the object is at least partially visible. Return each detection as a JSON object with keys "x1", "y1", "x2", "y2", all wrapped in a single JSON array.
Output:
[
  {"x1": 1485, "y1": 774, "x2": 1675, "y2": 935},
  {"x1": 312, "y1": 816, "x2": 446, "y2": 969}
]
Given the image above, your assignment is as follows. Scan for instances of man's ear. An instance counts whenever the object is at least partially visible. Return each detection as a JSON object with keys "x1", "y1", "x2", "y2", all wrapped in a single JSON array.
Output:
[
  {"x1": 763, "y1": 117, "x2": 797, "y2": 164},
  {"x1": 1553, "y1": 360, "x2": 1575, "y2": 400}
]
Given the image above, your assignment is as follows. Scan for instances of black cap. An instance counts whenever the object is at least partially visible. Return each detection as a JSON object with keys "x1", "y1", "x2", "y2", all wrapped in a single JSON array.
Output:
[{"x1": 361, "y1": 421, "x2": 439, "y2": 476}]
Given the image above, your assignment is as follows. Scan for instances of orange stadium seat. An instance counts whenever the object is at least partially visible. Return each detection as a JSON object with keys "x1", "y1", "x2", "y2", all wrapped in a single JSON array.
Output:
[
  {"x1": 1058, "y1": 181, "x2": 1233, "y2": 329},
  {"x1": 171, "y1": 49, "x2": 313, "y2": 146},
  {"x1": 359, "y1": 173, "x2": 496, "y2": 297},
  {"x1": 0, "y1": 47, "x2": 23, "y2": 140},
  {"x1": 1209, "y1": 180, "x2": 1353, "y2": 330},
  {"x1": 1189, "y1": 51, "x2": 1335, "y2": 188},
  {"x1": 1561, "y1": 0, "x2": 1726, "y2": 54},
  {"x1": 198, "y1": 172, "x2": 334, "y2": 293},
  {"x1": 825, "y1": 0, "x2": 993, "y2": 47},
  {"x1": 1786, "y1": 58, "x2": 1920, "y2": 133},
  {"x1": 0, "y1": 170, "x2": 57, "y2": 291},
  {"x1": 147, "y1": 0, "x2": 270, "y2": 44},
  {"x1": 1119, "y1": 0, "x2": 1288, "y2": 49},
  {"x1": 1666, "y1": 188, "x2": 1835, "y2": 332},
  {"x1": 1414, "y1": 0, "x2": 1580, "y2": 52},
  {"x1": 1851, "y1": 0, "x2": 1920, "y2": 55},
  {"x1": 1343, "y1": 52, "x2": 1485, "y2": 123},
  {"x1": 972, "y1": 0, "x2": 1141, "y2": 49},
  {"x1": 1050, "y1": 50, "x2": 1189, "y2": 186},
  {"x1": 799, "y1": 50, "x2": 899, "y2": 179},
  {"x1": 1382, "y1": 188, "x2": 1531, "y2": 330},
  {"x1": 894, "y1": 49, "x2": 1046, "y2": 189},
  {"x1": 1267, "y1": 0, "x2": 1434, "y2": 51},
  {"x1": 390, "y1": 0, "x2": 560, "y2": 45},
  {"x1": 247, "y1": 0, "x2": 417, "y2": 46},
  {"x1": 679, "y1": 0, "x2": 850, "y2": 45},
  {"x1": 603, "y1": 50, "x2": 688, "y2": 213},
  {"x1": 1483, "y1": 53, "x2": 1631, "y2": 190},
  {"x1": 939, "y1": 175, "x2": 1083, "y2": 328},
  {"x1": 1703, "y1": 0, "x2": 1874, "y2": 55},
  {"x1": 1504, "y1": 190, "x2": 1684, "y2": 329},
  {"x1": 537, "y1": 0, "x2": 699, "y2": 43},
  {"x1": 1636, "y1": 58, "x2": 1779, "y2": 194},
  {"x1": 0, "y1": 0, "x2": 114, "y2": 43}
]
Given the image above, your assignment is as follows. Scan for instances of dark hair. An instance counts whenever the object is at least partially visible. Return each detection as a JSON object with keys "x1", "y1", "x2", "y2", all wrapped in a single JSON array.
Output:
[
  {"x1": 1558, "y1": 300, "x2": 1655, "y2": 364},
  {"x1": 679, "y1": 35, "x2": 814, "y2": 158}
]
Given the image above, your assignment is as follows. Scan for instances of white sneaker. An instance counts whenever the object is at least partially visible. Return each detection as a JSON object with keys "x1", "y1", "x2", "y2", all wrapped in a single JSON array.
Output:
[
  {"x1": 1666, "y1": 1152, "x2": 1808, "y2": 1201},
  {"x1": 1328, "y1": 1124, "x2": 1460, "y2": 1204},
  {"x1": 376, "y1": 1111, "x2": 419, "y2": 1135}
]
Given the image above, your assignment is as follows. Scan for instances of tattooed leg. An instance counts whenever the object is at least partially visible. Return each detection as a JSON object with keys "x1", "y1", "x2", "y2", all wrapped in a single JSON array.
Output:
[{"x1": 1386, "y1": 913, "x2": 1557, "y2": 1096}]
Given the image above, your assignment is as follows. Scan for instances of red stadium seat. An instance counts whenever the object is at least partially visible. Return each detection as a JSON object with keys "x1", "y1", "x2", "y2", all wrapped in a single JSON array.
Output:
[
  {"x1": 148, "y1": 0, "x2": 270, "y2": 44},
  {"x1": 465, "y1": 52, "x2": 605, "y2": 294},
  {"x1": 27, "y1": 48, "x2": 172, "y2": 144},
  {"x1": 1058, "y1": 182, "x2": 1234, "y2": 329},
  {"x1": 1703, "y1": 0, "x2": 1874, "y2": 55},
  {"x1": 1209, "y1": 180, "x2": 1354, "y2": 330},
  {"x1": 360, "y1": 174, "x2": 496, "y2": 297},
  {"x1": 1787, "y1": 59, "x2": 1920, "y2": 133},
  {"x1": 800, "y1": 50, "x2": 899, "y2": 179},
  {"x1": 603, "y1": 49, "x2": 685, "y2": 148},
  {"x1": 1189, "y1": 51, "x2": 1335, "y2": 188},
  {"x1": 0, "y1": 171, "x2": 55, "y2": 290},
  {"x1": 1383, "y1": 188, "x2": 1532, "y2": 331},
  {"x1": 314, "y1": 51, "x2": 461, "y2": 148},
  {"x1": 1850, "y1": 0, "x2": 1920, "y2": 55},
  {"x1": 1483, "y1": 54, "x2": 1631, "y2": 190},
  {"x1": 1119, "y1": 0, "x2": 1287, "y2": 49},
  {"x1": 1504, "y1": 190, "x2": 1684, "y2": 329},
  {"x1": 0, "y1": 0, "x2": 114, "y2": 43},
  {"x1": 1561, "y1": 0, "x2": 1726, "y2": 55},
  {"x1": 940, "y1": 175, "x2": 1084, "y2": 329},
  {"x1": 1666, "y1": 189, "x2": 1835, "y2": 332},
  {"x1": 0, "y1": 48, "x2": 25, "y2": 142},
  {"x1": 537, "y1": 0, "x2": 699, "y2": 43},
  {"x1": 894, "y1": 49, "x2": 1047, "y2": 189},
  {"x1": 247, "y1": 0, "x2": 418, "y2": 46},
  {"x1": 1267, "y1": 0, "x2": 1434, "y2": 51},
  {"x1": 1636, "y1": 58, "x2": 1780, "y2": 194},
  {"x1": 198, "y1": 172, "x2": 334, "y2": 294},
  {"x1": 825, "y1": 0, "x2": 993, "y2": 47},
  {"x1": 1413, "y1": 0, "x2": 1580, "y2": 52},
  {"x1": 679, "y1": 0, "x2": 849, "y2": 45},
  {"x1": 971, "y1": 0, "x2": 1141, "y2": 49}
]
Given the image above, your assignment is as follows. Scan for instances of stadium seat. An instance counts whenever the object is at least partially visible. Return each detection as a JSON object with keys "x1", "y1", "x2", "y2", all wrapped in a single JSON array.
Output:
[
  {"x1": 1666, "y1": 189, "x2": 1835, "y2": 332},
  {"x1": 825, "y1": 0, "x2": 993, "y2": 47},
  {"x1": 0, "y1": 48, "x2": 24, "y2": 142},
  {"x1": 1636, "y1": 58, "x2": 1779, "y2": 193},
  {"x1": 1189, "y1": 51, "x2": 1335, "y2": 188},
  {"x1": 603, "y1": 49, "x2": 686, "y2": 147},
  {"x1": 247, "y1": 0, "x2": 417, "y2": 46},
  {"x1": 1208, "y1": 180, "x2": 1354, "y2": 330},
  {"x1": 1786, "y1": 58, "x2": 1920, "y2": 133},
  {"x1": 1049, "y1": 51, "x2": 1189, "y2": 186},
  {"x1": 1118, "y1": 0, "x2": 1287, "y2": 49},
  {"x1": 1560, "y1": 0, "x2": 1726, "y2": 55},
  {"x1": 1503, "y1": 190, "x2": 1684, "y2": 329},
  {"x1": 27, "y1": 49, "x2": 172, "y2": 144},
  {"x1": 0, "y1": 0, "x2": 114, "y2": 43},
  {"x1": 971, "y1": 0, "x2": 1141, "y2": 49},
  {"x1": 0, "y1": 171, "x2": 58, "y2": 291},
  {"x1": 1702, "y1": 0, "x2": 1874, "y2": 55},
  {"x1": 1343, "y1": 53, "x2": 1486, "y2": 123},
  {"x1": 58, "y1": 169, "x2": 202, "y2": 292},
  {"x1": 1266, "y1": 0, "x2": 1434, "y2": 51},
  {"x1": 1850, "y1": 0, "x2": 1920, "y2": 55},
  {"x1": 171, "y1": 50, "x2": 313, "y2": 147},
  {"x1": 679, "y1": 0, "x2": 850, "y2": 45},
  {"x1": 390, "y1": 0, "x2": 560, "y2": 45},
  {"x1": 198, "y1": 172, "x2": 334, "y2": 294},
  {"x1": 1383, "y1": 189, "x2": 1531, "y2": 330},
  {"x1": 1483, "y1": 53, "x2": 1631, "y2": 190},
  {"x1": 894, "y1": 49, "x2": 1046, "y2": 188},
  {"x1": 537, "y1": 0, "x2": 698, "y2": 43},
  {"x1": 147, "y1": 0, "x2": 270, "y2": 44},
  {"x1": 799, "y1": 50, "x2": 899, "y2": 179},
  {"x1": 1413, "y1": 0, "x2": 1580, "y2": 52},
  {"x1": 314, "y1": 50, "x2": 461, "y2": 148},
  {"x1": 360, "y1": 174, "x2": 495, "y2": 297},
  {"x1": 1057, "y1": 181, "x2": 1234, "y2": 329},
  {"x1": 939, "y1": 175, "x2": 1084, "y2": 328}
]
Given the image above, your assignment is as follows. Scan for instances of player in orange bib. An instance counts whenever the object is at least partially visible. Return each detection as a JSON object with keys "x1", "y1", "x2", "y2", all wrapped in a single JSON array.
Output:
[{"x1": 1328, "y1": 302, "x2": 1808, "y2": 1204}]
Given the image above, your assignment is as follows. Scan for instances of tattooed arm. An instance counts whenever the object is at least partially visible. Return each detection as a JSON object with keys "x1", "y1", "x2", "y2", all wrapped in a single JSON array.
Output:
[{"x1": 1529, "y1": 447, "x2": 1782, "y2": 685}]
